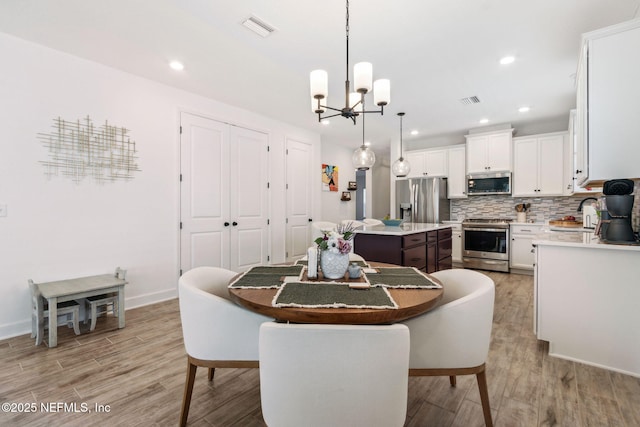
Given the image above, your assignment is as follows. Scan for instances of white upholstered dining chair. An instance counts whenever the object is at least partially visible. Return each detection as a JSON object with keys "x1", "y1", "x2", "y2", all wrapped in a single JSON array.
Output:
[
  {"x1": 362, "y1": 218, "x2": 384, "y2": 226},
  {"x1": 259, "y1": 322, "x2": 410, "y2": 427},
  {"x1": 311, "y1": 220, "x2": 337, "y2": 242},
  {"x1": 340, "y1": 219, "x2": 365, "y2": 228},
  {"x1": 29, "y1": 279, "x2": 80, "y2": 346},
  {"x1": 401, "y1": 268, "x2": 496, "y2": 427},
  {"x1": 178, "y1": 266, "x2": 271, "y2": 427}
]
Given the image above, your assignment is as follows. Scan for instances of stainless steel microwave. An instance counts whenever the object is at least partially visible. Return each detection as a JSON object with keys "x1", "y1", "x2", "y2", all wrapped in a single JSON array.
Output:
[{"x1": 467, "y1": 172, "x2": 511, "y2": 195}]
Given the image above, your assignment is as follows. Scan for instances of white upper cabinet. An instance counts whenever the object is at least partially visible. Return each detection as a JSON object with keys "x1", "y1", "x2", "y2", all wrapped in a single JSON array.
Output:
[
  {"x1": 447, "y1": 145, "x2": 467, "y2": 198},
  {"x1": 513, "y1": 133, "x2": 565, "y2": 197},
  {"x1": 404, "y1": 148, "x2": 448, "y2": 178},
  {"x1": 576, "y1": 20, "x2": 640, "y2": 185},
  {"x1": 465, "y1": 130, "x2": 513, "y2": 173}
]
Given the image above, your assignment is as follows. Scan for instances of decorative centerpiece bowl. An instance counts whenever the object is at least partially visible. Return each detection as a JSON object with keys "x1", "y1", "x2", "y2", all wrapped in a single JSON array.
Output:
[{"x1": 381, "y1": 219, "x2": 403, "y2": 226}]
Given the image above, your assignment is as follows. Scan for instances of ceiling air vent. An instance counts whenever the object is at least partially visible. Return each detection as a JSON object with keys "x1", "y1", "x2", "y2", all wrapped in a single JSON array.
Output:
[
  {"x1": 459, "y1": 96, "x2": 481, "y2": 105},
  {"x1": 242, "y1": 16, "x2": 276, "y2": 38}
]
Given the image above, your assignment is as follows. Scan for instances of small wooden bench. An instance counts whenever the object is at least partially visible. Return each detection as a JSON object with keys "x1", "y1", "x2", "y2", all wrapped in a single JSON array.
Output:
[{"x1": 33, "y1": 267, "x2": 128, "y2": 347}]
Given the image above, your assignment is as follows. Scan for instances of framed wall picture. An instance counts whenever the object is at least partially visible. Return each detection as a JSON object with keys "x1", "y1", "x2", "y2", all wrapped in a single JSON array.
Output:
[
  {"x1": 322, "y1": 164, "x2": 338, "y2": 192},
  {"x1": 341, "y1": 191, "x2": 351, "y2": 201},
  {"x1": 348, "y1": 181, "x2": 357, "y2": 190}
]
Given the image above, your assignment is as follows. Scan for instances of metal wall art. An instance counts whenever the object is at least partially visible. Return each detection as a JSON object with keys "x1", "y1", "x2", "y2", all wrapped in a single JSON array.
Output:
[{"x1": 38, "y1": 116, "x2": 140, "y2": 184}]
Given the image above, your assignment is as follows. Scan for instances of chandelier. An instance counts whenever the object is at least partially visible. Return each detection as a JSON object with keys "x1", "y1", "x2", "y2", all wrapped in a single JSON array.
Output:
[
  {"x1": 392, "y1": 112, "x2": 411, "y2": 177},
  {"x1": 309, "y1": 0, "x2": 390, "y2": 125}
]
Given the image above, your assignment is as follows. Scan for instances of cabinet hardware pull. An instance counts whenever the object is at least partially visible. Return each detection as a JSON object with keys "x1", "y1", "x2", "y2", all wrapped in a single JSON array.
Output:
[
  {"x1": 232, "y1": 221, "x2": 238, "y2": 226},
  {"x1": 224, "y1": 222, "x2": 230, "y2": 227}
]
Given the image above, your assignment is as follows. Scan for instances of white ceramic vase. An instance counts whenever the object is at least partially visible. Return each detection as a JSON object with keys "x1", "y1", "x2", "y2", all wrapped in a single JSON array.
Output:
[{"x1": 320, "y1": 251, "x2": 349, "y2": 279}]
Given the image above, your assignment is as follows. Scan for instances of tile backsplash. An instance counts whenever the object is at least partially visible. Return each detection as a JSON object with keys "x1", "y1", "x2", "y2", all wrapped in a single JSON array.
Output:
[{"x1": 450, "y1": 182, "x2": 640, "y2": 231}]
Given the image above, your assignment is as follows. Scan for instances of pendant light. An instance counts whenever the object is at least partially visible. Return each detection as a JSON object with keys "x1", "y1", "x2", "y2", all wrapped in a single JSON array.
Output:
[
  {"x1": 392, "y1": 112, "x2": 411, "y2": 177},
  {"x1": 352, "y1": 102, "x2": 376, "y2": 170}
]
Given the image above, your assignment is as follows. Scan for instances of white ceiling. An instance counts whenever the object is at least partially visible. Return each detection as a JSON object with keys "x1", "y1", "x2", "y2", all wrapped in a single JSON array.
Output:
[{"x1": 1, "y1": 0, "x2": 638, "y2": 157}]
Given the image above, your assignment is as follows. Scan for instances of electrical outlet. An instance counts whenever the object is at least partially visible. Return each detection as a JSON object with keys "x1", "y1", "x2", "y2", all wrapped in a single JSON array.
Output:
[{"x1": 0, "y1": 204, "x2": 7, "y2": 217}]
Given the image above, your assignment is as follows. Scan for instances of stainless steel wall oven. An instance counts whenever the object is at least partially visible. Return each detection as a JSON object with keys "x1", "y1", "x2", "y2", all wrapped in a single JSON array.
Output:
[{"x1": 462, "y1": 219, "x2": 511, "y2": 272}]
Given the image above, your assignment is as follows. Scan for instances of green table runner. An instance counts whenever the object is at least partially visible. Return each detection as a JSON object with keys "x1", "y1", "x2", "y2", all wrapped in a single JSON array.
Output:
[
  {"x1": 366, "y1": 267, "x2": 442, "y2": 289},
  {"x1": 273, "y1": 282, "x2": 397, "y2": 309},
  {"x1": 229, "y1": 265, "x2": 304, "y2": 289}
]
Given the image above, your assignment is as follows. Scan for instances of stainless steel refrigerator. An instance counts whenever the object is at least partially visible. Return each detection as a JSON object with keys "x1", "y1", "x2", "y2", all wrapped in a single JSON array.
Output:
[{"x1": 395, "y1": 177, "x2": 450, "y2": 223}]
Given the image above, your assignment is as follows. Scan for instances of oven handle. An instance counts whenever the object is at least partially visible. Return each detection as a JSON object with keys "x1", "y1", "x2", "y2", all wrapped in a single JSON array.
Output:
[
  {"x1": 462, "y1": 227, "x2": 508, "y2": 233},
  {"x1": 463, "y1": 258, "x2": 506, "y2": 265}
]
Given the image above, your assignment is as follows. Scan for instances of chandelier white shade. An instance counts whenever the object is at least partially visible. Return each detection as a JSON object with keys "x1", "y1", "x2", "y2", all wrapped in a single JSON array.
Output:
[
  {"x1": 392, "y1": 112, "x2": 411, "y2": 177},
  {"x1": 309, "y1": 0, "x2": 390, "y2": 125}
]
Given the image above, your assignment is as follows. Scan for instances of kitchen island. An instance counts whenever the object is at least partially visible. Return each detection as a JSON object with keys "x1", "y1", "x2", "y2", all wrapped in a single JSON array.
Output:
[
  {"x1": 354, "y1": 223, "x2": 452, "y2": 273},
  {"x1": 533, "y1": 231, "x2": 640, "y2": 377}
]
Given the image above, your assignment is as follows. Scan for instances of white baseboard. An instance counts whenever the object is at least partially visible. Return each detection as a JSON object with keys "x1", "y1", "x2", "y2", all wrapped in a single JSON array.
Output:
[{"x1": 0, "y1": 288, "x2": 178, "y2": 341}]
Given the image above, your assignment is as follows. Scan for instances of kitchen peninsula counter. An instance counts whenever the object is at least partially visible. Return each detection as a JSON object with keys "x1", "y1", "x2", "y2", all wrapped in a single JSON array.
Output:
[
  {"x1": 533, "y1": 230, "x2": 640, "y2": 377},
  {"x1": 354, "y1": 223, "x2": 452, "y2": 273}
]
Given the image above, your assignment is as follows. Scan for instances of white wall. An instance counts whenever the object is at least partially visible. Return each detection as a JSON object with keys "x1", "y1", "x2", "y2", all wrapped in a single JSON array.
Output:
[
  {"x1": 0, "y1": 32, "x2": 320, "y2": 339},
  {"x1": 319, "y1": 142, "x2": 357, "y2": 223}
]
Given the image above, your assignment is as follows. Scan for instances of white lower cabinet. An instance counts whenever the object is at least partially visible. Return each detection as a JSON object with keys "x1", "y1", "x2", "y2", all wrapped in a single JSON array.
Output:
[
  {"x1": 449, "y1": 223, "x2": 462, "y2": 264},
  {"x1": 510, "y1": 224, "x2": 543, "y2": 270}
]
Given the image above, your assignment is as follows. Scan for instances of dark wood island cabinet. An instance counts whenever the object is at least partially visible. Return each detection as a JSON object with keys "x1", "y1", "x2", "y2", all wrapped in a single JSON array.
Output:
[{"x1": 354, "y1": 224, "x2": 452, "y2": 273}]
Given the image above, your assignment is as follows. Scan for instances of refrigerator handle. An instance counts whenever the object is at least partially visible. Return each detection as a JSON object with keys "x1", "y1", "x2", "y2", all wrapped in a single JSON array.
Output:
[
  {"x1": 432, "y1": 181, "x2": 438, "y2": 223},
  {"x1": 411, "y1": 182, "x2": 417, "y2": 223}
]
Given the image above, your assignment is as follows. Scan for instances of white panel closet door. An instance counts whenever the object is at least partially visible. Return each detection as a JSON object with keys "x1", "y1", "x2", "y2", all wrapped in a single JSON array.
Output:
[
  {"x1": 229, "y1": 125, "x2": 269, "y2": 272},
  {"x1": 180, "y1": 113, "x2": 269, "y2": 273},
  {"x1": 286, "y1": 138, "x2": 313, "y2": 262},
  {"x1": 180, "y1": 112, "x2": 229, "y2": 271}
]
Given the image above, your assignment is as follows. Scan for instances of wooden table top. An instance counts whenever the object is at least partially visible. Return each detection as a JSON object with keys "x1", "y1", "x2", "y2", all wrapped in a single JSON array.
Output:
[{"x1": 227, "y1": 263, "x2": 443, "y2": 325}]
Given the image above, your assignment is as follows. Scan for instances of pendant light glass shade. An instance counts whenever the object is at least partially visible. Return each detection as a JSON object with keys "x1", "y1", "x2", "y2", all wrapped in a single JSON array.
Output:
[
  {"x1": 352, "y1": 145, "x2": 376, "y2": 170},
  {"x1": 392, "y1": 157, "x2": 411, "y2": 177},
  {"x1": 392, "y1": 112, "x2": 411, "y2": 177}
]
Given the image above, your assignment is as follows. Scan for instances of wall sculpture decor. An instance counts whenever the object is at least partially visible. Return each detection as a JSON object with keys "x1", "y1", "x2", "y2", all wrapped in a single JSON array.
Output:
[{"x1": 38, "y1": 116, "x2": 141, "y2": 184}]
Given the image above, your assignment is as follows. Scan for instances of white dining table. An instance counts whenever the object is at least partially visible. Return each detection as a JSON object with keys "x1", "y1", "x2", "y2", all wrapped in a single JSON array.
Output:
[{"x1": 36, "y1": 274, "x2": 127, "y2": 347}]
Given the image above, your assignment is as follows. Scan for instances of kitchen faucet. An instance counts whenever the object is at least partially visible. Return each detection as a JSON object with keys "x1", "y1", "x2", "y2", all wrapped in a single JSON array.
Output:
[{"x1": 577, "y1": 197, "x2": 598, "y2": 212}]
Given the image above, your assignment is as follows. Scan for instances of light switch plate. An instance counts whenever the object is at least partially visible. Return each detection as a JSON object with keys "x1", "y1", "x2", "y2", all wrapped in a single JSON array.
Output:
[{"x1": 0, "y1": 204, "x2": 7, "y2": 217}]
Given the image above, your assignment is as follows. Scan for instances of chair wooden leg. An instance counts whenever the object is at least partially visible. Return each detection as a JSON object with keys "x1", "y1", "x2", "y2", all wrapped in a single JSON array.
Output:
[
  {"x1": 449, "y1": 375, "x2": 457, "y2": 387},
  {"x1": 208, "y1": 368, "x2": 215, "y2": 381},
  {"x1": 476, "y1": 369, "x2": 493, "y2": 427},
  {"x1": 180, "y1": 360, "x2": 198, "y2": 427}
]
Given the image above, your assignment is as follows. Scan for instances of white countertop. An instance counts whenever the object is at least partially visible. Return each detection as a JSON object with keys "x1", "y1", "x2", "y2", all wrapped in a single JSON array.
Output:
[
  {"x1": 355, "y1": 222, "x2": 451, "y2": 236},
  {"x1": 533, "y1": 230, "x2": 640, "y2": 252}
]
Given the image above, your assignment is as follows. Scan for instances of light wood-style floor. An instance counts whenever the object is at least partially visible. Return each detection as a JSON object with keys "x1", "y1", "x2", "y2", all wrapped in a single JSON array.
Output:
[{"x1": 1, "y1": 271, "x2": 639, "y2": 426}]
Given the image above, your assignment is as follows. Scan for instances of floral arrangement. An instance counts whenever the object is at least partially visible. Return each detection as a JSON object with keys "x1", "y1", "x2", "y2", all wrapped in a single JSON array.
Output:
[{"x1": 314, "y1": 222, "x2": 357, "y2": 255}]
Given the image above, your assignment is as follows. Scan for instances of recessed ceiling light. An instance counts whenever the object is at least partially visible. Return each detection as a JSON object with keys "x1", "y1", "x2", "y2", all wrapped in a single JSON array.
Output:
[
  {"x1": 169, "y1": 61, "x2": 184, "y2": 71},
  {"x1": 499, "y1": 56, "x2": 515, "y2": 65},
  {"x1": 479, "y1": 118, "x2": 489, "y2": 124},
  {"x1": 410, "y1": 130, "x2": 419, "y2": 136},
  {"x1": 518, "y1": 106, "x2": 530, "y2": 113}
]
